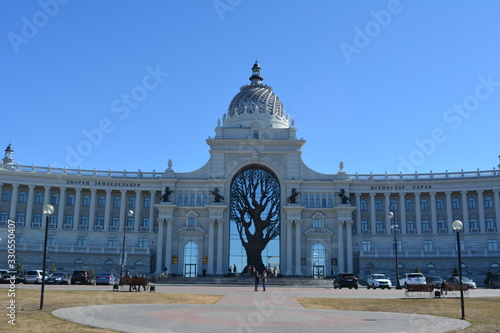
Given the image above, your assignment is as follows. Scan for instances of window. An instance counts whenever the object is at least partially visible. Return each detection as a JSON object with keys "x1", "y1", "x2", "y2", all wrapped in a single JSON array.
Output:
[
  {"x1": 65, "y1": 215, "x2": 73, "y2": 225},
  {"x1": 67, "y1": 195, "x2": 75, "y2": 206},
  {"x1": 437, "y1": 219, "x2": 445, "y2": 230},
  {"x1": 302, "y1": 193, "x2": 308, "y2": 207},
  {"x1": 436, "y1": 199, "x2": 444, "y2": 210},
  {"x1": 362, "y1": 240, "x2": 372, "y2": 251},
  {"x1": 360, "y1": 200, "x2": 367, "y2": 211},
  {"x1": 96, "y1": 216, "x2": 104, "y2": 226},
  {"x1": 111, "y1": 217, "x2": 119, "y2": 227},
  {"x1": 82, "y1": 195, "x2": 90, "y2": 206},
  {"x1": 361, "y1": 220, "x2": 368, "y2": 230},
  {"x1": 178, "y1": 193, "x2": 183, "y2": 205},
  {"x1": 33, "y1": 214, "x2": 41, "y2": 223},
  {"x1": 375, "y1": 200, "x2": 382, "y2": 211},
  {"x1": 406, "y1": 220, "x2": 414, "y2": 231},
  {"x1": 98, "y1": 196, "x2": 105, "y2": 207},
  {"x1": 0, "y1": 211, "x2": 8, "y2": 221},
  {"x1": 105, "y1": 259, "x2": 114, "y2": 265},
  {"x1": 197, "y1": 193, "x2": 202, "y2": 206},
  {"x1": 468, "y1": 197, "x2": 476, "y2": 209},
  {"x1": 315, "y1": 193, "x2": 320, "y2": 208},
  {"x1": 113, "y1": 197, "x2": 120, "y2": 207},
  {"x1": 126, "y1": 217, "x2": 134, "y2": 228},
  {"x1": 35, "y1": 193, "x2": 43, "y2": 204},
  {"x1": 17, "y1": 213, "x2": 25, "y2": 222},
  {"x1": 135, "y1": 260, "x2": 144, "y2": 266},
  {"x1": 469, "y1": 218, "x2": 478, "y2": 229},
  {"x1": 76, "y1": 236, "x2": 87, "y2": 247},
  {"x1": 47, "y1": 235, "x2": 56, "y2": 246},
  {"x1": 485, "y1": 196, "x2": 493, "y2": 208},
  {"x1": 142, "y1": 217, "x2": 149, "y2": 227},
  {"x1": 138, "y1": 238, "x2": 148, "y2": 248},
  {"x1": 487, "y1": 240, "x2": 498, "y2": 250},
  {"x1": 421, "y1": 199, "x2": 428, "y2": 210},
  {"x1": 80, "y1": 216, "x2": 89, "y2": 226},
  {"x1": 423, "y1": 240, "x2": 433, "y2": 251},
  {"x1": 486, "y1": 218, "x2": 495, "y2": 229},
  {"x1": 452, "y1": 198, "x2": 460, "y2": 209},
  {"x1": 19, "y1": 191, "x2": 27, "y2": 202},
  {"x1": 426, "y1": 263, "x2": 435, "y2": 269},
  {"x1": 143, "y1": 197, "x2": 151, "y2": 208},
  {"x1": 74, "y1": 259, "x2": 84, "y2": 264},
  {"x1": 405, "y1": 199, "x2": 413, "y2": 211},
  {"x1": 314, "y1": 218, "x2": 323, "y2": 229},
  {"x1": 393, "y1": 240, "x2": 402, "y2": 251},
  {"x1": 422, "y1": 220, "x2": 430, "y2": 230},
  {"x1": 455, "y1": 240, "x2": 465, "y2": 251},
  {"x1": 50, "y1": 215, "x2": 57, "y2": 224},
  {"x1": 51, "y1": 194, "x2": 59, "y2": 205},
  {"x1": 253, "y1": 130, "x2": 259, "y2": 139},
  {"x1": 128, "y1": 197, "x2": 135, "y2": 208},
  {"x1": 390, "y1": 200, "x2": 397, "y2": 210},
  {"x1": 108, "y1": 237, "x2": 118, "y2": 247},
  {"x1": 311, "y1": 242, "x2": 326, "y2": 268},
  {"x1": 328, "y1": 194, "x2": 333, "y2": 208},
  {"x1": 188, "y1": 217, "x2": 196, "y2": 227},
  {"x1": 2, "y1": 190, "x2": 11, "y2": 201},
  {"x1": 376, "y1": 220, "x2": 383, "y2": 230},
  {"x1": 16, "y1": 234, "x2": 24, "y2": 244}
]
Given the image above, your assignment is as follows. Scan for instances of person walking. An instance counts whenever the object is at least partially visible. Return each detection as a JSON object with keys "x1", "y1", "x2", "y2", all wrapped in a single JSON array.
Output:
[
  {"x1": 254, "y1": 270, "x2": 260, "y2": 291},
  {"x1": 262, "y1": 270, "x2": 267, "y2": 292}
]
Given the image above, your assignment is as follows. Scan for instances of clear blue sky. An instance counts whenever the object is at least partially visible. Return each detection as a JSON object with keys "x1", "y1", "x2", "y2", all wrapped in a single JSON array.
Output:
[{"x1": 2, "y1": 0, "x2": 499, "y2": 175}]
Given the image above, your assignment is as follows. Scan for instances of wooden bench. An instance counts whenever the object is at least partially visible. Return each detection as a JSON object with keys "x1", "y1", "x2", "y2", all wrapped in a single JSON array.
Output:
[
  {"x1": 405, "y1": 284, "x2": 434, "y2": 298},
  {"x1": 442, "y1": 283, "x2": 469, "y2": 297},
  {"x1": 119, "y1": 277, "x2": 149, "y2": 291}
]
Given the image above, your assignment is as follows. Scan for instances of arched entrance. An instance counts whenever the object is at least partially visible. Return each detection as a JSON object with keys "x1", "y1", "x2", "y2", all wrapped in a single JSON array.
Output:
[
  {"x1": 183, "y1": 241, "x2": 198, "y2": 277},
  {"x1": 311, "y1": 242, "x2": 326, "y2": 279}
]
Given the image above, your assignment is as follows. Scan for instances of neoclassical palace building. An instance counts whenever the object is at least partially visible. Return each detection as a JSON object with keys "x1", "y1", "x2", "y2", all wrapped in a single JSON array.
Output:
[{"x1": 1, "y1": 63, "x2": 499, "y2": 282}]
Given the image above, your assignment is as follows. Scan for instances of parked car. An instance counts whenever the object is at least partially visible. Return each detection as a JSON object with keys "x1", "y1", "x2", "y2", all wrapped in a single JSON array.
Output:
[
  {"x1": 488, "y1": 273, "x2": 500, "y2": 288},
  {"x1": 12, "y1": 270, "x2": 26, "y2": 284},
  {"x1": 46, "y1": 272, "x2": 71, "y2": 284},
  {"x1": 0, "y1": 270, "x2": 10, "y2": 283},
  {"x1": 446, "y1": 276, "x2": 477, "y2": 289},
  {"x1": 333, "y1": 273, "x2": 359, "y2": 289},
  {"x1": 96, "y1": 273, "x2": 117, "y2": 285},
  {"x1": 399, "y1": 273, "x2": 426, "y2": 288},
  {"x1": 366, "y1": 273, "x2": 392, "y2": 289},
  {"x1": 71, "y1": 270, "x2": 96, "y2": 285},
  {"x1": 426, "y1": 276, "x2": 444, "y2": 288},
  {"x1": 25, "y1": 270, "x2": 48, "y2": 284}
]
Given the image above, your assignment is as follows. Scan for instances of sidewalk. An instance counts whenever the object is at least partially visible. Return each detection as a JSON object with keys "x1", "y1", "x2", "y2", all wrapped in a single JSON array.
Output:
[{"x1": 53, "y1": 285, "x2": 471, "y2": 333}]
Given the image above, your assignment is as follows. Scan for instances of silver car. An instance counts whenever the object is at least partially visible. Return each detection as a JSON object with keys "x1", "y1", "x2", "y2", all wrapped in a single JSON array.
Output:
[
  {"x1": 25, "y1": 270, "x2": 48, "y2": 284},
  {"x1": 46, "y1": 272, "x2": 71, "y2": 284}
]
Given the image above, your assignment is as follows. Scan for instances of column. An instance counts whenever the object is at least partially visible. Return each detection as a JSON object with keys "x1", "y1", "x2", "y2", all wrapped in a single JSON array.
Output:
[
  {"x1": 25, "y1": 185, "x2": 35, "y2": 227},
  {"x1": 294, "y1": 220, "x2": 302, "y2": 276},
  {"x1": 9, "y1": 184, "x2": 19, "y2": 220},
  {"x1": 399, "y1": 192, "x2": 406, "y2": 233},
  {"x1": 148, "y1": 191, "x2": 156, "y2": 231},
  {"x1": 346, "y1": 221, "x2": 353, "y2": 273},
  {"x1": 57, "y1": 187, "x2": 66, "y2": 230},
  {"x1": 286, "y1": 220, "x2": 293, "y2": 275},
  {"x1": 134, "y1": 190, "x2": 141, "y2": 230},
  {"x1": 216, "y1": 219, "x2": 224, "y2": 275},
  {"x1": 165, "y1": 218, "x2": 173, "y2": 273},
  {"x1": 104, "y1": 189, "x2": 112, "y2": 231},
  {"x1": 73, "y1": 188, "x2": 81, "y2": 230},
  {"x1": 494, "y1": 190, "x2": 500, "y2": 231},
  {"x1": 89, "y1": 188, "x2": 97, "y2": 229},
  {"x1": 155, "y1": 218, "x2": 164, "y2": 273},
  {"x1": 355, "y1": 193, "x2": 362, "y2": 233},
  {"x1": 384, "y1": 193, "x2": 391, "y2": 232},
  {"x1": 445, "y1": 191, "x2": 453, "y2": 233},
  {"x1": 461, "y1": 191, "x2": 469, "y2": 233},
  {"x1": 430, "y1": 192, "x2": 437, "y2": 233},
  {"x1": 118, "y1": 190, "x2": 127, "y2": 231},
  {"x1": 337, "y1": 221, "x2": 344, "y2": 273},
  {"x1": 477, "y1": 190, "x2": 486, "y2": 232},
  {"x1": 369, "y1": 193, "x2": 376, "y2": 233},
  {"x1": 415, "y1": 192, "x2": 422, "y2": 234},
  {"x1": 43, "y1": 186, "x2": 51, "y2": 207},
  {"x1": 208, "y1": 219, "x2": 215, "y2": 275}
]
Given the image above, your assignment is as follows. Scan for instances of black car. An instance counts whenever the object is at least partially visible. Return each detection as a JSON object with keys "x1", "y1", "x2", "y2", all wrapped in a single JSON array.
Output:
[
  {"x1": 333, "y1": 273, "x2": 359, "y2": 289},
  {"x1": 488, "y1": 273, "x2": 500, "y2": 288},
  {"x1": 71, "y1": 270, "x2": 96, "y2": 285}
]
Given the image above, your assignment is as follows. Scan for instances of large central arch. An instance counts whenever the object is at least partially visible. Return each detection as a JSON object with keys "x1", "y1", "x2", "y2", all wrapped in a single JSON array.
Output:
[{"x1": 229, "y1": 165, "x2": 281, "y2": 273}]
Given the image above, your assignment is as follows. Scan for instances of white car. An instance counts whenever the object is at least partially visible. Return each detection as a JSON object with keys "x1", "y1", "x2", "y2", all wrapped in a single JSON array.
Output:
[
  {"x1": 366, "y1": 274, "x2": 392, "y2": 289},
  {"x1": 399, "y1": 273, "x2": 426, "y2": 288}
]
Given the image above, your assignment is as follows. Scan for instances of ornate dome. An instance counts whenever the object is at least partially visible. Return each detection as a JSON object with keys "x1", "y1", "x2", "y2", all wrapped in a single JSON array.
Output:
[{"x1": 223, "y1": 62, "x2": 289, "y2": 128}]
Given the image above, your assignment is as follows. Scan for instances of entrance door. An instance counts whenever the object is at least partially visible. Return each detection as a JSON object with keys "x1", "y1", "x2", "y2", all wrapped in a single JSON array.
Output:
[
  {"x1": 312, "y1": 265, "x2": 324, "y2": 279},
  {"x1": 184, "y1": 264, "x2": 197, "y2": 277}
]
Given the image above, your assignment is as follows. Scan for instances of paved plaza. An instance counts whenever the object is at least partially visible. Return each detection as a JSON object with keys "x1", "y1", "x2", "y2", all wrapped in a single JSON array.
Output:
[{"x1": 49, "y1": 283, "x2": 489, "y2": 333}]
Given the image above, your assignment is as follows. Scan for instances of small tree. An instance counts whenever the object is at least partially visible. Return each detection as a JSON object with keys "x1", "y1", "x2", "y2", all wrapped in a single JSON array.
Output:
[
  {"x1": 452, "y1": 266, "x2": 459, "y2": 276},
  {"x1": 414, "y1": 265, "x2": 421, "y2": 273},
  {"x1": 15, "y1": 261, "x2": 24, "y2": 271},
  {"x1": 50, "y1": 262, "x2": 56, "y2": 274}
]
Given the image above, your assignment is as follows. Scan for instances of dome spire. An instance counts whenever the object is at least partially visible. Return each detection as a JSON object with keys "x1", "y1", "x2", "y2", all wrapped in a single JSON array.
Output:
[{"x1": 249, "y1": 61, "x2": 263, "y2": 85}]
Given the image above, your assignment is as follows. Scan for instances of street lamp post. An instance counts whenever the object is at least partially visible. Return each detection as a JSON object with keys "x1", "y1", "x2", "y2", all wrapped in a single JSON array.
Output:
[
  {"x1": 119, "y1": 209, "x2": 134, "y2": 284},
  {"x1": 388, "y1": 210, "x2": 402, "y2": 289},
  {"x1": 452, "y1": 220, "x2": 465, "y2": 320},
  {"x1": 40, "y1": 204, "x2": 54, "y2": 310}
]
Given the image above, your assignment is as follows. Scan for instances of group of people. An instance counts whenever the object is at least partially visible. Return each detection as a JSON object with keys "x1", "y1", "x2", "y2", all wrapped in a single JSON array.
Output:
[{"x1": 254, "y1": 269, "x2": 267, "y2": 291}]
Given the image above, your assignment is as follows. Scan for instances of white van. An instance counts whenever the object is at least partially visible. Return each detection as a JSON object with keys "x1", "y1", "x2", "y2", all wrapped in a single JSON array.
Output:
[{"x1": 25, "y1": 270, "x2": 48, "y2": 284}]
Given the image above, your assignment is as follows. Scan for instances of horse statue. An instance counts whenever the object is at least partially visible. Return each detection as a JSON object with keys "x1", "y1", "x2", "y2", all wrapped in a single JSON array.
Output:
[
  {"x1": 211, "y1": 187, "x2": 224, "y2": 203},
  {"x1": 288, "y1": 188, "x2": 300, "y2": 204},
  {"x1": 335, "y1": 189, "x2": 351, "y2": 204},
  {"x1": 161, "y1": 186, "x2": 173, "y2": 202}
]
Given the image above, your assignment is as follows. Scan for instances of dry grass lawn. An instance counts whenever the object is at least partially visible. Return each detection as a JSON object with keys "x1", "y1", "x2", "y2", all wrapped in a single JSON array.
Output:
[{"x1": 295, "y1": 297, "x2": 500, "y2": 333}]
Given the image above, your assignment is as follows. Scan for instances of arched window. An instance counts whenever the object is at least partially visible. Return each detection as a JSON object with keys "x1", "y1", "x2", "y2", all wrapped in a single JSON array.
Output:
[
  {"x1": 421, "y1": 199, "x2": 428, "y2": 210},
  {"x1": 143, "y1": 197, "x2": 151, "y2": 208},
  {"x1": 490, "y1": 263, "x2": 499, "y2": 268},
  {"x1": 98, "y1": 196, "x2": 105, "y2": 207},
  {"x1": 186, "y1": 210, "x2": 198, "y2": 228},
  {"x1": 19, "y1": 191, "x2": 27, "y2": 203},
  {"x1": 426, "y1": 263, "x2": 435, "y2": 269},
  {"x1": 360, "y1": 200, "x2": 367, "y2": 211},
  {"x1": 253, "y1": 130, "x2": 259, "y2": 139},
  {"x1": 128, "y1": 197, "x2": 135, "y2": 208},
  {"x1": 82, "y1": 195, "x2": 90, "y2": 206},
  {"x1": 485, "y1": 197, "x2": 493, "y2": 208},
  {"x1": 135, "y1": 260, "x2": 144, "y2": 266},
  {"x1": 113, "y1": 196, "x2": 120, "y2": 207},
  {"x1": 2, "y1": 190, "x2": 11, "y2": 201},
  {"x1": 375, "y1": 200, "x2": 382, "y2": 211},
  {"x1": 436, "y1": 199, "x2": 444, "y2": 210},
  {"x1": 183, "y1": 241, "x2": 198, "y2": 277},
  {"x1": 35, "y1": 193, "x2": 43, "y2": 204},
  {"x1": 312, "y1": 212, "x2": 325, "y2": 229},
  {"x1": 452, "y1": 198, "x2": 460, "y2": 209},
  {"x1": 74, "y1": 258, "x2": 84, "y2": 264},
  {"x1": 311, "y1": 242, "x2": 326, "y2": 279},
  {"x1": 365, "y1": 263, "x2": 375, "y2": 269},
  {"x1": 51, "y1": 194, "x2": 59, "y2": 205},
  {"x1": 405, "y1": 199, "x2": 413, "y2": 211},
  {"x1": 390, "y1": 200, "x2": 397, "y2": 210},
  {"x1": 67, "y1": 195, "x2": 75, "y2": 206},
  {"x1": 468, "y1": 197, "x2": 476, "y2": 209},
  {"x1": 105, "y1": 259, "x2": 114, "y2": 265}
]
